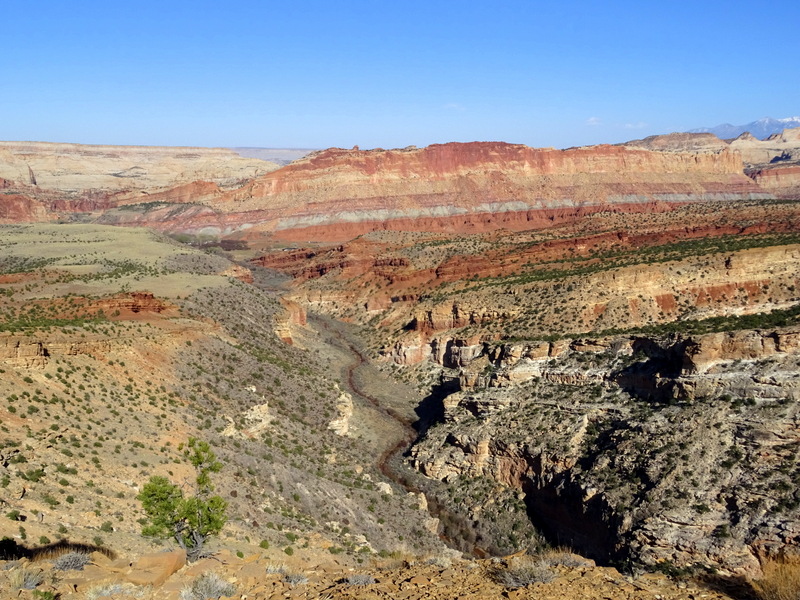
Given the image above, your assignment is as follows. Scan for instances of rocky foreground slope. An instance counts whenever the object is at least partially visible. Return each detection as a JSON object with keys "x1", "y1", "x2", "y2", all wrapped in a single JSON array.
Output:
[{"x1": 0, "y1": 545, "x2": 748, "y2": 600}]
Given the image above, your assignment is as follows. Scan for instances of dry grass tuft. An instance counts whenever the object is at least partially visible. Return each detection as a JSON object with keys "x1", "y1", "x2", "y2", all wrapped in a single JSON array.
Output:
[
  {"x1": 752, "y1": 557, "x2": 800, "y2": 600},
  {"x1": 85, "y1": 582, "x2": 149, "y2": 600},
  {"x1": 490, "y1": 556, "x2": 556, "y2": 588},
  {"x1": 53, "y1": 551, "x2": 91, "y2": 571},
  {"x1": 180, "y1": 572, "x2": 236, "y2": 600},
  {"x1": 8, "y1": 567, "x2": 44, "y2": 590},
  {"x1": 536, "y1": 548, "x2": 594, "y2": 568},
  {"x1": 346, "y1": 573, "x2": 376, "y2": 586}
]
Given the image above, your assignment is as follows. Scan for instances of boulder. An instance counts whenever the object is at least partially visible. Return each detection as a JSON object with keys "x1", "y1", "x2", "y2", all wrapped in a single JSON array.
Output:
[{"x1": 125, "y1": 549, "x2": 186, "y2": 587}]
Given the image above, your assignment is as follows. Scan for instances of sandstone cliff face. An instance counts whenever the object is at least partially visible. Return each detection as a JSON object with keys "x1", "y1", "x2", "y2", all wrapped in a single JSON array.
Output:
[
  {"x1": 749, "y1": 164, "x2": 800, "y2": 198},
  {"x1": 0, "y1": 293, "x2": 176, "y2": 367},
  {"x1": 408, "y1": 326, "x2": 800, "y2": 575},
  {"x1": 224, "y1": 142, "x2": 768, "y2": 241},
  {"x1": 0, "y1": 192, "x2": 49, "y2": 223},
  {"x1": 273, "y1": 297, "x2": 308, "y2": 345},
  {"x1": 376, "y1": 242, "x2": 800, "y2": 366},
  {"x1": 625, "y1": 127, "x2": 800, "y2": 198},
  {"x1": 0, "y1": 332, "x2": 113, "y2": 368}
]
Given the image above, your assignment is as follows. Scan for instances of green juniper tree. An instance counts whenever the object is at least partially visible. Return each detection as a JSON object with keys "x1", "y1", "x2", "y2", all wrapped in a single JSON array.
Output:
[{"x1": 137, "y1": 438, "x2": 227, "y2": 561}]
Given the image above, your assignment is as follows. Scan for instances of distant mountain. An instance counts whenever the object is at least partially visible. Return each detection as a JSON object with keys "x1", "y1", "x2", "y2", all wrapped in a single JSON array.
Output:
[{"x1": 688, "y1": 117, "x2": 800, "y2": 140}]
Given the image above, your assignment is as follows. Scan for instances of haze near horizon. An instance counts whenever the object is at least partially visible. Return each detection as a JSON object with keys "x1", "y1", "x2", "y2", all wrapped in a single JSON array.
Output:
[{"x1": 2, "y1": 0, "x2": 798, "y2": 150}]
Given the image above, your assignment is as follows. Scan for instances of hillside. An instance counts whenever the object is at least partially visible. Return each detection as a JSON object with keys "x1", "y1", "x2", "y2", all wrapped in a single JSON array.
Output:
[
  {"x1": 0, "y1": 141, "x2": 280, "y2": 226},
  {"x1": 0, "y1": 141, "x2": 278, "y2": 193},
  {"x1": 0, "y1": 225, "x2": 460, "y2": 574}
]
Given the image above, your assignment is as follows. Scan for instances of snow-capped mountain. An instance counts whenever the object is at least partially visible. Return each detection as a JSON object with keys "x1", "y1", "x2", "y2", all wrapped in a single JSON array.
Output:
[{"x1": 688, "y1": 117, "x2": 800, "y2": 140}]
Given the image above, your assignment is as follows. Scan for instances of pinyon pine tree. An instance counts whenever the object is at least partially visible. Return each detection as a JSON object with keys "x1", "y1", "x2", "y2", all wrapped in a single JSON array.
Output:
[{"x1": 137, "y1": 438, "x2": 227, "y2": 561}]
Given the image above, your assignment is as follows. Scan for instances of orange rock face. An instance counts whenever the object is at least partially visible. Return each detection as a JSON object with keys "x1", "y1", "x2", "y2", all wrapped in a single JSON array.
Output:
[{"x1": 94, "y1": 291, "x2": 176, "y2": 317}]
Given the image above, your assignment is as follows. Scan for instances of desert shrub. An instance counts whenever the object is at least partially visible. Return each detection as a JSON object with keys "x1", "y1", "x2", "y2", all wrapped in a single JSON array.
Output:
[
  {"x1": 537, "y1": 550, "x2": 594, "y2": 568},
  {"x1": 180, "y1": 572, "x2": 235, "y2": 600},
  {"x1": 265, "y1": 562, "x2": 287, "y2": 575},
  {"x1": 9, "y1": 566, "x2": 44, "y2": 590},
  {"x1": 752, "y1": 558, "x2": 800, "y2": 600},
  {"x1": 53, "y1": 551, "x2": 91, "y2": 571},
  {"x1": 346, "y1": 573, "x2": 376, "y2": 586},
  {"x1": 426, "y1": 555, "x2": 452, "y2": 568},
  {"x1": 283, "y1": 573, "x2": 308, "y2": 586},
  {"x1": 491, "y1": 557, "x2": 556, "y2": 588},
  {"x1": 85, "y1": 582, "x2": 148, "y2": 600}
]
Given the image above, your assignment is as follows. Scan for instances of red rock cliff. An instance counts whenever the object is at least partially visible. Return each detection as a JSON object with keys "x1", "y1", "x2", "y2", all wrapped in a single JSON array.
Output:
[{"x1": 223, "y1": 142, "x2": 769, "y2": 241}]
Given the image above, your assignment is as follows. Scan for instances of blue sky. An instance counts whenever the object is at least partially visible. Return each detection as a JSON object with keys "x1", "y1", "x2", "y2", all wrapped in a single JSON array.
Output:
[{"x1": 2, "y1": 1, "x2": 798, "y2": 149}]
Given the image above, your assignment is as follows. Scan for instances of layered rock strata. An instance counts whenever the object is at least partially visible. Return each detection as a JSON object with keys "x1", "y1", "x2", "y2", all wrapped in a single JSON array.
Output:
[
  {"x1": 0, "y1": 139, "x2": 780, "y2": 237},
  {"x1": 408, "y1": 327, "x2": 800, "y2": 575},
  {"x1": 626, "y1": 127, "x2": 800, "y2": 198},
  {"x1": 225, "y1": 142, "x2": 768, "y2": 241}
]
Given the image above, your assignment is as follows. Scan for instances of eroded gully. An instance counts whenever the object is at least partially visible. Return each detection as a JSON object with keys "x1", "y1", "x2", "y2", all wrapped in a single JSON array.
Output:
[
  {"x1": 247, "y1": 266, "x2": 486, "y2": 555},
  {"x1": 309, "y1": 313, "x2": 488, "y2": 556}
]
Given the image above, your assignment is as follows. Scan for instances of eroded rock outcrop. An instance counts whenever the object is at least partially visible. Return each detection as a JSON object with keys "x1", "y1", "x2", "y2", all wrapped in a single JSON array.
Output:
[
  {"x1": 328, "y1": 387, "x2": 355, "y2": 436},
  {"x1": 408, "y1": 326, "x2": 800, "y2": 574},
  {"x1": 0, "y1": 333, "x2": 114, "y2": 368}
]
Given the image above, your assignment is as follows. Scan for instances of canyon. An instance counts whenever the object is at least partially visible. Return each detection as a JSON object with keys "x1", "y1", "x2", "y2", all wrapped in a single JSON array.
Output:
[{"x1": 1, "y1": 128, "x2": 799, "y2": 598}]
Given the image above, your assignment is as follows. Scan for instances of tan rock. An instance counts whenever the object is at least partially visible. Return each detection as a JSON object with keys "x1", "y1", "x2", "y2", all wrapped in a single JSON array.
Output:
[
  {"x1": 220, "y1": 264, "x2": 254, "y2": 284},
  {"x1": 184, "y1": 556, "x2": 221, "y2": 576},
  {"x1": 125, "y1": 549, "x2": 186, "y2": 587},
  {"x1": 328, "y1": 387, "x2": 354, "y2": 436}
]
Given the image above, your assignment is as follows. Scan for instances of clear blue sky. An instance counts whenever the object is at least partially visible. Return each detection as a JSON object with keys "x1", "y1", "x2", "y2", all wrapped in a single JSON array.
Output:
[{"x1": 2, "y1": 1, "x2": 798, "y2": 150}]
